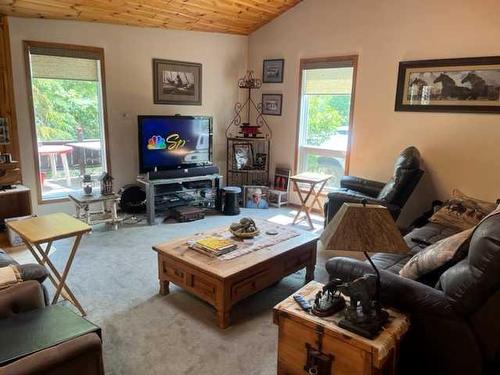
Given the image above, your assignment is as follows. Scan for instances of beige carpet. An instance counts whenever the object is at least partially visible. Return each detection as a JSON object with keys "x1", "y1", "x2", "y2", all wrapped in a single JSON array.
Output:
[{"x1": 10, "y1": 208, "x2": 333, "y2": 375}]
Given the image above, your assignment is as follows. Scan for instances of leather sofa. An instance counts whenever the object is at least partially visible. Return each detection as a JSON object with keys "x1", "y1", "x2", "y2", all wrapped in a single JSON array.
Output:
[
  {"x1": 0, "y1": 281, "x2": 104, "y2": 375},
  {"x1": 324, "y1": 146, "x2": 424, "y2": 223},
  {"x1": 326, "y1": 213, "x2": 500, "y2": 375}
]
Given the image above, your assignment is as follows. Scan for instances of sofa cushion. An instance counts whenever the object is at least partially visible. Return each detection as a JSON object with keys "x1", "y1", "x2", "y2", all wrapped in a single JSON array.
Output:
[
  {"x1": 0, "y1": 249, "x2": 19, "y2": 268},
  {"x1": 372, "y1": 253, "x2": 411, "y2": 274},
  {"x1": 0, "y1": 249, "x2": 48, "y2": 284},
  {"x1": 399, "y1": 228, "x2": 472, "y2": 280},
  {"x1": 430, "y1": 189, "x2": 497, "y2": 231}
]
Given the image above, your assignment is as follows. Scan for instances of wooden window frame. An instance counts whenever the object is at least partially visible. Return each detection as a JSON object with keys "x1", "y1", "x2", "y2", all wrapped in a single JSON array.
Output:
[
  {"x1": 23, "y1": 40, "x2": 111, "y2": 205},
  {"x1": 294, "y1": 55, "x2": 358, "y2": 186}
]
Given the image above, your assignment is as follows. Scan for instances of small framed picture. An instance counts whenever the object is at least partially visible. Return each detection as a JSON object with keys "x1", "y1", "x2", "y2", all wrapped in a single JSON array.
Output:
[
  {"x1": 233, "y1": 143, "x2": 254, "y2": 170},
  {"x1": 262, "y1": 94, "x2": 283, "y2": 116},
  {"x1": 243, "y1": 185, "x2": 270, "y2": 209},
  {"x1": 254, "y1": 153, "x2": 267, "y2": 170},
  {"x1": 263, "y1": 59, "x2": 284, "y2": 83},
  {"x1": 153, "y1": 58, "x2": 202, "y2": 105}
]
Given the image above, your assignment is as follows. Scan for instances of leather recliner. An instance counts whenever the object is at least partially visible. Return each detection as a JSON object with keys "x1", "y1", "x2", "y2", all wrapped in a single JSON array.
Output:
[
  {"x1": 324, "y1": 146, "x2": 424, "y2": 223},
  {"x1": 325, "y1": 212, "x2": 500, "y2": 375}
]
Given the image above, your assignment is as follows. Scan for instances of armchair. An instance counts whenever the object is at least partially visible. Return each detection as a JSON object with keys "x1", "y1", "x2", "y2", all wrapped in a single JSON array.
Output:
[
  {"x1": 0, "y1": 281, "x2": 104, "y2": 375},
  {"x1": 324, "y1": 146, "x2": 423, "y2": 223}
]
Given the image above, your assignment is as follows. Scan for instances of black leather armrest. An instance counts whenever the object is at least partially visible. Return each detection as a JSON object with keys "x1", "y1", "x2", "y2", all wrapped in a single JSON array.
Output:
[
  {"x1": 340, "y1": 176, "x2": 386, "y2": 198},
  {"x1": 326, "y1": 257, "x2": 457, "y2": 318}
]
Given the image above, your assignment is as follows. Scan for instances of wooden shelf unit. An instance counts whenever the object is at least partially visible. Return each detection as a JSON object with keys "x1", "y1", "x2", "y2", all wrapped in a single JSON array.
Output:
[{"x1": 0, "y1": 185, "x2": 32, "y2": 249}]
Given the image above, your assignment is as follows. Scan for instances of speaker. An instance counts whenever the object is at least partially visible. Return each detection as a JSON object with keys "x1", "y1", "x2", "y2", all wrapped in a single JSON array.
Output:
[{"x1": 148, "y1": 165, "x2": 219, "y2": 180}]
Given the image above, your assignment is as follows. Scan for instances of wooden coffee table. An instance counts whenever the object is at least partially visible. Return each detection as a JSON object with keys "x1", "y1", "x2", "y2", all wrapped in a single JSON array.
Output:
[{"x1": 153, "y1": 225, "x2": 318, "y2": 328}]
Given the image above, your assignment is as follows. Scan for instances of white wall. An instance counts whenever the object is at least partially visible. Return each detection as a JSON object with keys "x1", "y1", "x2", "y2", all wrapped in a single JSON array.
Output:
[
  {"x1": 9, "y1": 17, "x2": 248, "y2": 214},
  {"x1": 249, "y1": 0, "x2": 500, "y2": 224}
]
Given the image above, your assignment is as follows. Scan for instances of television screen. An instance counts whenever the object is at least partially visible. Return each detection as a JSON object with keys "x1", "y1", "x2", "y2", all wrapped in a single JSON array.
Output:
[{"x1": 138, "y1": 115, "x2": 212, "y2": 172}]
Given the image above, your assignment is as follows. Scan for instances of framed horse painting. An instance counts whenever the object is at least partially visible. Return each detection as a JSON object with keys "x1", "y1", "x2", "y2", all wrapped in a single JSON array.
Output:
[{"x1": 395, "y1": 56, "x2": 500, "y2": 113}]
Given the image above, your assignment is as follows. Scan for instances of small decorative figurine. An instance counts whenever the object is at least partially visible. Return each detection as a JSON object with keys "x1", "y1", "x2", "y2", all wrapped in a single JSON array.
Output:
[
  {"x1": 311, "y1": 278, "x2": 346, "y2": 317},
  {"x1": 99, "y1": 172, "x2": 114, "y2": 195},
  {"x1": 82, "y1": 175, "x2": 93, "y2": 196},
  {"x1": 337, "y1": 274, "x2": 389, "y2": 339}
]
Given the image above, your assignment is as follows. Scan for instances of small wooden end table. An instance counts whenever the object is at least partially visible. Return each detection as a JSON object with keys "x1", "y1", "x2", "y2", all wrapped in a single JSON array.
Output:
[
  {"x1": 273, "y1": 281, "x2": 410, "y2": 375},
  {"x1": 6, "y1": 213, "x2": 91, "y2": 316},
  {"x1": 69, "y1": 192, "x2": 122, "y2": 226},
  {"x1": 290, "y1": 172, "x2": 332, "y2": 229}
]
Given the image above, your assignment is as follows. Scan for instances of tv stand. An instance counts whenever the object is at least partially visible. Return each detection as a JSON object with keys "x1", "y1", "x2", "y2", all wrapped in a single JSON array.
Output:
[{"x1": 137, "y1": 173, "x2": 222, "y2": 225}]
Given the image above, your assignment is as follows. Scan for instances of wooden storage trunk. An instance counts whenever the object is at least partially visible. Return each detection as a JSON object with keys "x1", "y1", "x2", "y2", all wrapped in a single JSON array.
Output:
[{"x1": 273, "y1": 281, "x2": 410, "y2": 375}]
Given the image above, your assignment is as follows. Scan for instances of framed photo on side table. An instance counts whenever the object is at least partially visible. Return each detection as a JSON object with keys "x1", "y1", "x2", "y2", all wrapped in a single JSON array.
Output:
[
  {"x1": 262, "y1": 94, "x2": 283, "y2": 116},
  {"x1": 153, "y1": 59, "x2": 202, "y2": 105},
  {"x1": 395, "y1": 56, "x2": 500, "y2": 113},
  {"x1": 263, "y1": 59, "x2": 284, "y2": 83}
]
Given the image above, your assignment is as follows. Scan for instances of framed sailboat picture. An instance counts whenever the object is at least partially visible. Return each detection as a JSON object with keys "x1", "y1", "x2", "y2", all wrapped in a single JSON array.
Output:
[{"x1": 153, "y1": 59, "x2": 202, "y2": 105}]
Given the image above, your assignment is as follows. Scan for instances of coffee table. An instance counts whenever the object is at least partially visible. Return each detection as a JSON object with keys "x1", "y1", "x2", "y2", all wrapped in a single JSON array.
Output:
[{"x1": 153, "y1": 224, "x2": 318, "y2": 328}]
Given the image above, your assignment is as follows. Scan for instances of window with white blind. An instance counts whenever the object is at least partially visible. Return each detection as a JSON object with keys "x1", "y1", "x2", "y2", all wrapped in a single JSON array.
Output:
[
  {"x1": 25, "y1": 42, "x2": 109, "y2": 203},
  {"x1": 297, "y1": 57, "x2": 357, "y2": 189}
]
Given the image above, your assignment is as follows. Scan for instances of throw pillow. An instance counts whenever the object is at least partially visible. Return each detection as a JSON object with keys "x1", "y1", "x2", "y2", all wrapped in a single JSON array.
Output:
[
  {"x1": 399, "y1": 228, "x2": 473, "y2": 280},
  {"x1": 429, "y1": 189, "x2": 497, "y2": 230}
]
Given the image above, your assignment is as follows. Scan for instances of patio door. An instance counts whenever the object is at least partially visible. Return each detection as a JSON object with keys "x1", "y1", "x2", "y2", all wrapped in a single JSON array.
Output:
[{"x1": 25, "y1": 41, "x2": 109, "y2": 203}]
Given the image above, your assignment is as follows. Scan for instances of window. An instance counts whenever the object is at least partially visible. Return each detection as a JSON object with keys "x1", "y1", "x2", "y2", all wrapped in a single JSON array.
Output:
[
  {"x1": 297, "y1": 57, "x2": 357, "y2": 188},
  {"x1": 25, "y1": 42, "x2": 109, "y2": 203}
]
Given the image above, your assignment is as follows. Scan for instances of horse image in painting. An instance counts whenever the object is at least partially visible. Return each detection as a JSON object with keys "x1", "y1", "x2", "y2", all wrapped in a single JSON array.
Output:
[
  {"x1": 434, "y1": 73, "x2": 471, "y2": 100},
  {"x1": 408, "y1": 77, "x2": 428, "y2": 100},
  {"x1": 461, "y1": 72, "x2": 500, "y2": 100}
]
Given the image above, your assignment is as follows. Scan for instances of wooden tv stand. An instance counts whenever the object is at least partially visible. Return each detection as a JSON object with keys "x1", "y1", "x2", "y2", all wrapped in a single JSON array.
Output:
[{"x1": 137, "y1": 174, "x2": 222, "y2": 225}]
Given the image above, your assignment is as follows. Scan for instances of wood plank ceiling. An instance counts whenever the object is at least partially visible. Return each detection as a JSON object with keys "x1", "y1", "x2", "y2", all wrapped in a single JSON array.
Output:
[{"x1": 0, "y1": 0, "x2": 302, "y2": 35}]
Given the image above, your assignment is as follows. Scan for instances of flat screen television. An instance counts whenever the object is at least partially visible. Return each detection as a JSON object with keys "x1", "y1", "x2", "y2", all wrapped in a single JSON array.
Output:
[{"x1": 138, "y1": 115, "x2": 213, "y2": 173}]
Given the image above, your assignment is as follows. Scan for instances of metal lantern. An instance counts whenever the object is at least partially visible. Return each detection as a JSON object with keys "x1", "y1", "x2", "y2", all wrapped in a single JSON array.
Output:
[
  {"x1": 82, "y1": 174, "x2": 93, "y2": 195},
  {"x1": 99, "y1": 172, "x2": 114, "y2": 195}
]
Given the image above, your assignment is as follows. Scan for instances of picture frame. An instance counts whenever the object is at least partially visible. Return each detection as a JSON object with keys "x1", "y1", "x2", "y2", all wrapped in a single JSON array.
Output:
[
  {"x1": 261, "y1": 94, "x2": 283, "y2": 116},
  {"x1": 243, "y1": 185, "x2": 270, "y2": 209},
  {"x1": 262, "y1": 59, "x2": 284, "y2": 83},
  {"x1": 253, "y1": 153, "x2": 267, "y2": 170},
  {"x1": 395, "y1": 56, "x2": 500, "y2": 113},
  {"x1": 233, "y1": 143, "x2": 254, "y2": 170},
  {"x1": 153, "y1": 58, "x2": 202, "y2": 105}
]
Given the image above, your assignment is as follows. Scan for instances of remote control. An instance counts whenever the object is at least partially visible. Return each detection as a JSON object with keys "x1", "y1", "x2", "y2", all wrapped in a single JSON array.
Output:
[{"x1": 293, "y1": 294, "x2": 311, "y2": 312}]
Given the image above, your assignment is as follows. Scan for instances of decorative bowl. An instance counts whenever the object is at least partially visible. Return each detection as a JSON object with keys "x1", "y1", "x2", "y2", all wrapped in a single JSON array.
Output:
[{"x1": 229, "y1": 228, "x2": 260, "y2": 239}]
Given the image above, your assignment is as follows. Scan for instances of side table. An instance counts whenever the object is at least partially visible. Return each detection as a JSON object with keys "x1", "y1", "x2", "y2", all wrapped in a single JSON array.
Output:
[
  {"x1": 273, "y1": 281, "x2": 410, "y2": 375},
  {"x1": 290, "y1": 172, "x2": 332, "y2": 229},
  {"x1": 69, "y1": 192, "x2": 122, "y2": 226},
  {"x1": 6, "y1": 213, "x2": 91, "y2": 316}
]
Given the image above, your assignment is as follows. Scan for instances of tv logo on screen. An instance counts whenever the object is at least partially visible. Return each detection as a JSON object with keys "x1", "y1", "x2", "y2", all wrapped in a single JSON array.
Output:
[{"x1": 147, "y1": 134, "x2": 186, "y2": 150}]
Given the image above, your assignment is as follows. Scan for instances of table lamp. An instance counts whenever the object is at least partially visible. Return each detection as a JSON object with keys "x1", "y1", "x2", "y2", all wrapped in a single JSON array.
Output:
[{"x1": 320, "y1": 201, "x2": 409, "y2": 338}]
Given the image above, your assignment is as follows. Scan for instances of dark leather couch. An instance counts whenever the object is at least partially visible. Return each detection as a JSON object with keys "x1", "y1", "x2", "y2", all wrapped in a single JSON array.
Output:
[
  {"x1": 326, "y1": 214, "x2": 500, "y2": 375},
  {"x1": 324, "y1": 146, "x2": 424, "y2": 223}
]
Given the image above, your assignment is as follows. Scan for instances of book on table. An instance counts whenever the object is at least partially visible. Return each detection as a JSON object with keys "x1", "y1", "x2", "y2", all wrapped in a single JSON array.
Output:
[{"x1": 190, "y1": 236, "x2": 237, "y2": 257}]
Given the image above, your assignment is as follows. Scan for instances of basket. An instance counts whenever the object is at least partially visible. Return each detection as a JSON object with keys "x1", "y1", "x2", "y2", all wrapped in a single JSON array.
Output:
[{"x1": 229, "y1": 228, "x2": 260, "y2": 239}]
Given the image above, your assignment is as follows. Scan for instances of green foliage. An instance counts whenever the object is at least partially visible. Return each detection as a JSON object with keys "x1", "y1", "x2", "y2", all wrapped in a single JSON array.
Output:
[
  {"x1": 305, "y1": 94, "x2": 350, "y2": 146},
  {"x1": 32, "y1": 78, "x2": 100, "y2": 141}
]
